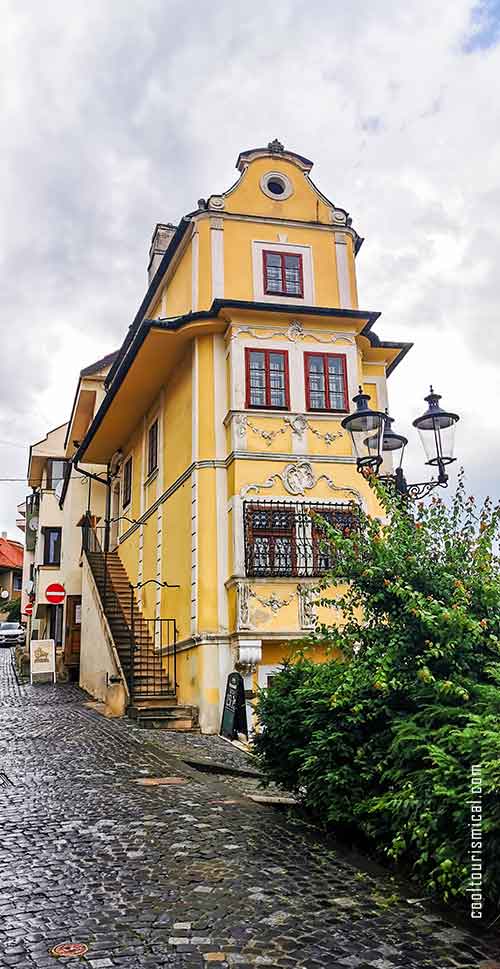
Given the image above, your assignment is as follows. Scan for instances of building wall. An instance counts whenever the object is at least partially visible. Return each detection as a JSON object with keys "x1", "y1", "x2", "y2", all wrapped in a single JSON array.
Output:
[{"x1": 76, "y1": 147, "x2": 405, "y2": 731}]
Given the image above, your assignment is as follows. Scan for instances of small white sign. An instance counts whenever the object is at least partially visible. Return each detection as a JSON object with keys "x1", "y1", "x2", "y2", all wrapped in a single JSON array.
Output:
[{"x1": 30, "y1": 639, "x2": 56, "y2": 684}]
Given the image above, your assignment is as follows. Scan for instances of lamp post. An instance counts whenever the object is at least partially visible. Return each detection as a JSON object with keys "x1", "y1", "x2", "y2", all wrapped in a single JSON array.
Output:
[{"x1": 341, "y1": 386, "x2": 459, "y2": 500}]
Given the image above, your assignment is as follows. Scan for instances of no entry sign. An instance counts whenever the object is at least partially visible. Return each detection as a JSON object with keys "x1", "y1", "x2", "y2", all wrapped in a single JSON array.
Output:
[
  {"x1": 45, "y1": 583, "x2": 65, "y2": 605},
  {"x1": 24, "y1": 602, "x2": 33, "y2": 616}
]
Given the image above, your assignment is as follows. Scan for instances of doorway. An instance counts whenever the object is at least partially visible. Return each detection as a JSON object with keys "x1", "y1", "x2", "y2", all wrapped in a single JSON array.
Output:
[{"x1": 64, "y1": 595, "x2": 81, "y2": 680}]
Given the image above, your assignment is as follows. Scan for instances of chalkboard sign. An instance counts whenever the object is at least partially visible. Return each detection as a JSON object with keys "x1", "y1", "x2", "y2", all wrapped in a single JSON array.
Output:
[{"x1": 220, "y1": 672, "x2": 248, "y2": 740}]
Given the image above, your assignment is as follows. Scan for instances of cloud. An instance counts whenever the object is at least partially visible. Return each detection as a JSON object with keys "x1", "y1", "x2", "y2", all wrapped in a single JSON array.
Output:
[{"x1": 0, "y1": 0, "x2": 498, "y2": 534}]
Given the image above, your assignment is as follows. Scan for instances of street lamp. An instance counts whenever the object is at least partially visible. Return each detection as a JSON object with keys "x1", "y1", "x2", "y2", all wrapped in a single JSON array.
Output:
[{"x1": 341, "y1": 385, "x2": 460, "y2": 499}]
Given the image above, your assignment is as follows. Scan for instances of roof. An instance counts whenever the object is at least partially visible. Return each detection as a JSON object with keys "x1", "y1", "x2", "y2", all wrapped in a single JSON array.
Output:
[
  {"x1": 80, "y1": 350, "x2": 119, "y2": 377},
  {"x1": 236, "y1": 141, "x2": 314, "y2": 173},
  {"x1": 104, "y1": 216, "x2": 195, "y2": 389},
  {"x1": 0, "y1": 537, "x2": 23, "y2": 570}
]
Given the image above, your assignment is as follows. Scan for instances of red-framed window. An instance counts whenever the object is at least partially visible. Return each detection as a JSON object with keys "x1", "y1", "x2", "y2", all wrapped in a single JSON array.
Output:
[
  {"x1": 263, "y1": 250, "x2": 304, "y2": 298},
  {"x1": 304, "y1": 352, "x2": 348, "y2": 412},
  {"x1": 245, "y1": 348, "x2": 290, "y2": 409}
]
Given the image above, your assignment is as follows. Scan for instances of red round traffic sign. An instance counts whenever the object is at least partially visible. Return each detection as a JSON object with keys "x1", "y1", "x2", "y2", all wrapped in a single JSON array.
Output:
[
  {"x1": 24, "y1": 602, "x2": 33, "y2": 616},
  {"x1": 45, "y1": 583, "x2": 65, "y2": 605}
]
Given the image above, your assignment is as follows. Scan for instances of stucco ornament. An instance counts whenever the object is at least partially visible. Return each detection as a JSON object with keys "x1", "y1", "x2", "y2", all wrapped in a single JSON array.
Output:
[
  {"x1": 297, "y1": 584, "x2": 316, "y2": 630},
  {"x1": 208, "y1": 195, "x2": 225, "y2": 210},
  {"x1": 284, "y1": 415, "x2": 343, "y2": 446},
  {"x1": 244, "y1": 418, "x2": 287, "y2": 447},
  {"x1": 249, "y1": 588, "x2": 295, "y2": 614},
  {"x1": 235, "y1": 414, "x2": 248, "y2": 438},
  {"x1": 287, "y1": 319, "x2": 304, "y2": 341},
  {"x1": 285, "y1": 415, "x2": 308, "y2": 437},
  {"x1": 237, "y1": 582, "x2": 251, "y2": 630},
  {"x1": 241, "y1": 461, "x2": 362, "y2": 502},
  {"x1": 236, "y1": 640, "x2": 262, "y2": 674},
  {"x1": 233, "y1": 324, "x2": 355, "y2": 346}
]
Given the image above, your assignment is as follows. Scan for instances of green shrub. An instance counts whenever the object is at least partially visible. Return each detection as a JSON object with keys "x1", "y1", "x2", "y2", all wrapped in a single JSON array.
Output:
[{"x1": 254, "y1": 476, "x2": 500, "y2": 916}]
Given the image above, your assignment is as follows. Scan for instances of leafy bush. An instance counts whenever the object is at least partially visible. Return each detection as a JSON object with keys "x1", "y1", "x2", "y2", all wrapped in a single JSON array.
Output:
[{"x1": 254, "y1": 476, "x2": 500, "y2": 915}]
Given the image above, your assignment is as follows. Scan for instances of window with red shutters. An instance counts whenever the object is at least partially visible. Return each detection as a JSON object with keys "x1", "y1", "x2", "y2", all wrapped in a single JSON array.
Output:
[
  {"x1": 245, "y1": 348, "x2": 290, "y2": 409},
  {"x1": 304, "y1": 352, "x2": 348, "y2": 412},
  {"x1": 263, "y1": 250, "x2": 304, "y2": 297}
]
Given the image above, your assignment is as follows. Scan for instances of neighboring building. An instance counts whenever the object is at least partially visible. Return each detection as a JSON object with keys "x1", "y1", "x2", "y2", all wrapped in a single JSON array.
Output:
[
  {"x1": 70, "y1": 140, "x2": 411, "y2": 732},
  {"x1": 0, "y1": 534, "x2": 24, "y2": 614},
  {"x1": 22, "y1": 354, "x2": 116, "y2": 681}
]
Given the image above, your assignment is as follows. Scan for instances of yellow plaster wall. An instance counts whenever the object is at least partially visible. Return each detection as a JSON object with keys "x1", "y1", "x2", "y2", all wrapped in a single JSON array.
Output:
[
  {"x1": 141, "y1": 515, "x2": 158, "y2": 617},
  {"x1": 175, "y1": 645, "x2": 200, "y2": 707},
  {"x1": 196, "y1": 468, "x2": 218, "y2": 631},
  {"x1": 120, "y1": 422, "x2": 143, "y2": 525},
  {"x1": 363, "y1": 382, "x2": 379, "y2": 408},
  {"x1": 165, "y1": 244, "x2": 192, "y2": 317},
  {"x1": 164, "y1": 348, "x2": 192, "y2": 488},
  {"x1": 118, "y1": 528, "x2": 140, "y2": 588},
  {"x1": 197, "y1": 220, "x2": 211, "y2": 310},
  {"x1": 160, "y1": 484, "x2": 192, "y2": 641},
  {"x1": 223, "y1": 218, "x2": 340, "y2": 308},
  {"x1": 223, "y1": 158, "x2": 333, "y2": 224}
]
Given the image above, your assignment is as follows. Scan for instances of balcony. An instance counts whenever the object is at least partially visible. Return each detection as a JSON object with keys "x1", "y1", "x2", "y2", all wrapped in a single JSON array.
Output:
[{"x1": 243, "y1": 500, "x2": 357, "y2": 579}]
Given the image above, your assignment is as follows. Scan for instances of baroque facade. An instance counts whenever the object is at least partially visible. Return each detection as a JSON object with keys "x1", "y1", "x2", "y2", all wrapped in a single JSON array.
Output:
[{"x1": 23, "y1": 141, "x2": 411, "y2": 732}]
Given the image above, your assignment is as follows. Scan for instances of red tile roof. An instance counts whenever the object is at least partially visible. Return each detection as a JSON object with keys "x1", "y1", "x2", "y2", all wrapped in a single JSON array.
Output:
[{"x1": 0, "y1": 538, "x2": 23, "y2": 570}]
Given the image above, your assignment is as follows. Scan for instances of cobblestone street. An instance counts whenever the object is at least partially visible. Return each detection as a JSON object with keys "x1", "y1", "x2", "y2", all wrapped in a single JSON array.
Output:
[{"x1": 0, "y1": 650, "x2": 497, "y2": 969}]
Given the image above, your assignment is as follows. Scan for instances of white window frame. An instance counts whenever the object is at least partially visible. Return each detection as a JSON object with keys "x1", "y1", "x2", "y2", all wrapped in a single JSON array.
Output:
[
  {"x1": 258, "y1": 664, "x2": 282, "y2": 688},
  {"x1": 252, "y1": 240, "x2": 315, "y2": 305}
]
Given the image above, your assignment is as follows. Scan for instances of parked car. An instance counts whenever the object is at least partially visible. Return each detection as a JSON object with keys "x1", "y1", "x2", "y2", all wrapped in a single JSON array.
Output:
[{"x1": 0, "y1": 622, "x2": 26, "y2": 647}]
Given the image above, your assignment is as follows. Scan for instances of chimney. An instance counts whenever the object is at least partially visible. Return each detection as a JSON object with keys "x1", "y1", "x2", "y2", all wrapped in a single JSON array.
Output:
[
  {"x1": 148, "y1": 223, "x2": 177, "y2": 284},
  {"x1": 1, "y1": 532, "x2": 6, "y2": 539}
]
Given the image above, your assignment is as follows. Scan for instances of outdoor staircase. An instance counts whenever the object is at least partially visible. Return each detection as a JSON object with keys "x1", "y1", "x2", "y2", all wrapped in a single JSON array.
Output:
[{"x1": 84, "y1": 543, "x2": 199, "y2": 731}]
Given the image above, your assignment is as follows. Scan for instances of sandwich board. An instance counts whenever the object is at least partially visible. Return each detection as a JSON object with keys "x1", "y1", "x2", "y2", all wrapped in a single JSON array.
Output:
[{"x1": 30, "y1": 639, "x2": 56, "y2": 684}]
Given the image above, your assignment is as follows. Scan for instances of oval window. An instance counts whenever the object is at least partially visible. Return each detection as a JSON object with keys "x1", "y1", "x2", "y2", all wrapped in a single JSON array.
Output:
[{"x1": 260, "y1": 171, "x2": 293, "y2": 200}]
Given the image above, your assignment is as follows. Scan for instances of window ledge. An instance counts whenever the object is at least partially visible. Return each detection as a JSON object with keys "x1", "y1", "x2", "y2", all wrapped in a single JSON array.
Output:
[{"x1": 143, "y1": 468, "x2": 158, "y2": 487}]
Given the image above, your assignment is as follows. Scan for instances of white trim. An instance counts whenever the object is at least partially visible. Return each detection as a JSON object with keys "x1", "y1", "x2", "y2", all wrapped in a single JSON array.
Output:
[
  {"x1": 214, "y1": 334, "x2": 228, "y2": 631},
  {"x1": 144, "y1": 414, "x2": 160, "y2": 484},
  {"x1": 334, "y1": 233, "x2": 352, "y2": 309},
  {"x1": 191, "y1": 229, "x2": 199, "y2": 311},
  {"x1": 258, "y1": 664, "x2": 282, "y2": 688},
  {"x1": 210, "y1": 218, "x2": 224, "y2": 300},
  {"x1": 191, "y1": 340, "x2": 199, "y2": 633},
  {"x1": 230, "y1": 496, "x2": 245, "y2": 576},
  {"x1": 259, "y1": 171, "x2": 293, "y2": 201},
  {"x1": 252, "y1": 240, "x2": 314, "y2": 305}
]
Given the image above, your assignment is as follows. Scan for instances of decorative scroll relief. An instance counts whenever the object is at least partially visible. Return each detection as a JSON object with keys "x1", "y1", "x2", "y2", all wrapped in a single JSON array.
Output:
[
  {"x1": 230, "y1": 319, "x2": 355, "y2": 346},
  {"x1": 285, "y1": 415, "x2": 343, "y2": 446},
  {"x1": 249, "y1": 588, "x2": 295, "y2": 614},
  {"x1": 235, "y1": 413, "x2": 343, "y2": 449},
  {"x1": 237, "y1": 581, "x2": 294, "y2": 627},
  {"x1": 240, "y1": 461, "x2": 363, "y2": 502},
  {"x1": 236, "y1": 415, "x2": 287, "y2": 447},
  {"x1": 237, "y1": 579, "x2": 318, "y2": 631},
  {"x1": 237, "y1": 581, "x2": 251, "y2": 630}
]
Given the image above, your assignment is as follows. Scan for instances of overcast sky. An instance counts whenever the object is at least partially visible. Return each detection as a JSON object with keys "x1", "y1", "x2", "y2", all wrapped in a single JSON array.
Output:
[{"x1": 0, "y1": 0, "x2": 499, "y2": 537}]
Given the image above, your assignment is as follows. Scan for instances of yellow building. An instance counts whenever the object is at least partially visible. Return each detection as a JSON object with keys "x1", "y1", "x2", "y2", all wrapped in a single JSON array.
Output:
[{"x1": 76, "y1": 140, "x2": 411, "y2": 732}]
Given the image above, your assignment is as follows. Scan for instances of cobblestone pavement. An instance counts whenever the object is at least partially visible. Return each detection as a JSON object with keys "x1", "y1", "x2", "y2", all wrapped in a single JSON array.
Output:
[{"x1": 0, "y1": 649, "x2": 498, "y2": 969}]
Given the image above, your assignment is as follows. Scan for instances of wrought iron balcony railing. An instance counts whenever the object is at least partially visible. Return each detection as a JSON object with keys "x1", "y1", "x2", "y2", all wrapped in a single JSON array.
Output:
[{"x1": 244, "y1": 500, "x2": 357, "y2": 578}]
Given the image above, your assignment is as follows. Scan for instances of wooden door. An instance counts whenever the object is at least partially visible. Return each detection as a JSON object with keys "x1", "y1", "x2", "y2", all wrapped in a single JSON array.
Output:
[{"x1": 65, "y1": 596, "x2": 81, "y2": 672}]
